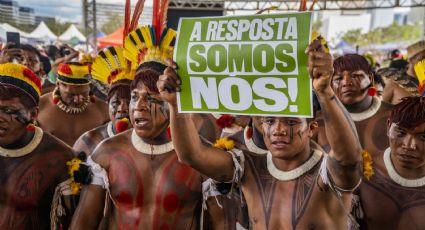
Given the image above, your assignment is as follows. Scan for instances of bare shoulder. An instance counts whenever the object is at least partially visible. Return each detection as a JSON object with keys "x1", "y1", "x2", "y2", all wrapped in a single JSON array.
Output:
[
  {"x1": 380, "y1": 100, "x2": 394, "y2": 110},
  {"x1": 93, "y1": 98, "x2": 108, "y2": 112},
  {"x1": 73, "y1": 125, "x2": 107, "y2": 152},
  {"x1": 82, "y1": 125, "x2": 107, "y2": 141},
  {"x1": 39, "y1": 92, "x2": 53, "y2": 109},
  {"x1": 39, "y1": 132, "x2": 75, "y2": 159},
  {"x1": 228, "y1": 130, "x2": 244, "y2": 147},
  {"x1": 379, "y1": 100, "x2": 394, "y2": 113},
  {"x1": 91, "y1": 129, "x2": 132, "y2": 169},
  {"x1": 90, "y1": 98, "x2": 109, "y2": 121}
]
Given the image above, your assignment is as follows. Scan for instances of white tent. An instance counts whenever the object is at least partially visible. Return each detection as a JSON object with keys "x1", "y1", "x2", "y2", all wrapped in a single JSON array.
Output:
[
  {"x1": 0, "y1": 23, "x2": 31, "y2": 43},
  {"x1": 59, "y1": 24, "x2": 86, "y2": 43},
  {"x1": 0, "y1": 23, "x2": 30, "y2": 37},
  {"x1": 28, "y1": 21, "x2": 57, "y2": 42}
]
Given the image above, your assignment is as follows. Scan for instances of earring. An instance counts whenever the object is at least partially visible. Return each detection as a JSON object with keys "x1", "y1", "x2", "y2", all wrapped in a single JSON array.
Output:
[
  {"x1": 367, "y1": 86, "x2": 377, "y2": 96},
  {"x1": 115, "y1": 118, "x2": 130, "y2": 133},
  {"x1": 167, "y1": 126, "x2": 172, "y2": 140},
  {"x1": 26, "y1": 122, "x2": 35, "y2": 132},
  {"x1": 90, "y1": 95, "x2": 96, "y2": 103},
  {"x1": 52, "y1": 87, "x2": 60, "y2": 104}
]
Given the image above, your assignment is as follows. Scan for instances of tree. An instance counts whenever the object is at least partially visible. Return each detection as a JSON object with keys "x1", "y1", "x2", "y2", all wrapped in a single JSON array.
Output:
[
  {"x1": 101, "y1": 13, "x2": 123, "y2": 34},
  {"x1": 339, "y1": 29, "x2": 363, "y2": 45},
  {"x1": 339, "y1": 22, "x2": 422, "y2": 46},
  {"x1": 44, "y1": 19, "x2": 72, "y2": 36}
]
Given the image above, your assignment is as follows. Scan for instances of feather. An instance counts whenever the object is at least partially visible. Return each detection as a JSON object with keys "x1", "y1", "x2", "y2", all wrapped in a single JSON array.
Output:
[
  {"x1": 152, "y1": 0, "x2": 159, "y2": 29},
  {"x1": 414, "y1": 60, "x2": 425, "y2": 93},
  {"x1": 124, "y1": 0, "x2": 131, "y2": 39},
  {"x1": 130, "y1": 0, "x2": 146, "y2": 32},
  {"x1": 159, "y1": 0, "x2": 169, "y2": 37}
]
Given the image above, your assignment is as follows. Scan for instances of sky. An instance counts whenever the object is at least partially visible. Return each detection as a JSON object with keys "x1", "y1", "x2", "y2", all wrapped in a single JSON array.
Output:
[{"x1": 17, "y1": 0, "x2": 152, "y2": 22}]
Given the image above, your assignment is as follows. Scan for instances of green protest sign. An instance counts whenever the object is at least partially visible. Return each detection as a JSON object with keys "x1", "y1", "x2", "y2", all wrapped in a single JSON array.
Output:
[{"x1": 175, "y1": 12, "x2": 313, "y2": 117}]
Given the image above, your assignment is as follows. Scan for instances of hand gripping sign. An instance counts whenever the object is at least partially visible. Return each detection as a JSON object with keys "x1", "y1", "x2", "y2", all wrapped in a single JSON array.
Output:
[{"x1": 175, "y1": 12, "x2": 313, "y2": 117}]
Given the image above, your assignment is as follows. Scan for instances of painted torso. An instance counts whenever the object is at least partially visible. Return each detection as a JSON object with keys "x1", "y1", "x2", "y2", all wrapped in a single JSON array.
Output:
[
  {"x1": 73, "y1": 123, "x2": 109, "y2": 155},
  {"x1": 38, "y1": 92, "x2": 109, "y2": 146},
  {"x1": 241, "y1": 151, "x2": 349, "y2": 230},
  {"x1": 0, "y1": 133, "x2": 73, "y2": 230},
  {"x1": 359, "y1": 154, "x2": 425, "y2": 230},
  {"x1": 318, "y1": 101, "x2": 393, "y2": 157},
  {"x1": 96, "y1": 132, "x2": 203, "y2": 230}
]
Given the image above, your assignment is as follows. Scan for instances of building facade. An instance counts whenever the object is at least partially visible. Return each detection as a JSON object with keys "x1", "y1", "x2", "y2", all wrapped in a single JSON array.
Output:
[{"x1": 0, "y1": 0, "x2": 35, "y2": 25}]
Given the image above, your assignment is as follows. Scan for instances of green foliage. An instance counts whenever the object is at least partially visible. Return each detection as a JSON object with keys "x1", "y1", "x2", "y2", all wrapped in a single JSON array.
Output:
[
  {"x1": 44, "y1": 19, "x2": 73, "y2": 36},
  {"x1": 312, "y1": 20, "x2": 322, "y2": 32},
  {"x1": 339, "y1": 22, "x2": 423, "y2": 46},
  {"x1": 101, "y1": 13, "x2": 123, "y2": 34}
]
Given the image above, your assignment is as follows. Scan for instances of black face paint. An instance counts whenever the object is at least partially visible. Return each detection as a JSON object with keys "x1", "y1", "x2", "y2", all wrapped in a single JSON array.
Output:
[
  {"x1": 297, "y1": 129, "x2": 303, "y2": 140},
  {"x1": 0, "y1": 108, "x2": 30, "y2": 124},
  {"x1": 263, "y1": 118, "x2": 273, "y2": 140},
  {"x1": 252, "y1": 125, "x2": 266, "y2": 149},
  {"x1": 146, "y1": 94, "x2": 169, "y2": 120},
  {"x1": 288, "y1": 125, "x2": 294, "y2": 144}
]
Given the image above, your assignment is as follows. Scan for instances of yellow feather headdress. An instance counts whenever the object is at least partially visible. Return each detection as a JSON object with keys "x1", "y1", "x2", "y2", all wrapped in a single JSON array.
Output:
[{"x1": 91, "y1": 46, "x2": 135, "y2": 85}]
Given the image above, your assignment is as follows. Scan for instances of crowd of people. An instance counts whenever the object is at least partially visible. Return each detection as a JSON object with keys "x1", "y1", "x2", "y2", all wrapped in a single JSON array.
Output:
[{"x1": 1, "y1": 1, "x2": 425, "y2": 230}]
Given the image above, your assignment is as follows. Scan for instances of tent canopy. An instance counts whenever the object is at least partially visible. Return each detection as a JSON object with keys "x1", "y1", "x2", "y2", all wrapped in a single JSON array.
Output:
[
  {"x1": 0, "y1": 23, "x2": 30, "y2": 37},
  {"x1": 28, "y1": 21, "x2": 57, "y2": 42},
  {"x1": 97, "y1": 27, "x2": 123, "y2": 49},
  {"x1": 59, "y1": 24, "x2": 86, "y2": 43}
]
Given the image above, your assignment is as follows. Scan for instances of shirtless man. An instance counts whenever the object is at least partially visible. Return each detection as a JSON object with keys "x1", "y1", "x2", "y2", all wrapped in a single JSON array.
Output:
[
  {"x1": 74, "y1": 46, "x2": 134, "y2": 155},
  {"x1": 160, "y1": 39, "x2": 363, "y2": 229},
  {"x1": 318, "y1": 54, "x2": 393, "y2": 157},
  {"x1": 70, "y1": 59, "x2": 205, "y2": 229},
  {"x1": 0, "y1": 63, "x2": 75, "y2": 229},
  {"x1": 357, "y1": 96, "x2": 425, "y2": 229},
  {"x1": 37, "y1": 62, "x2": 109, "y2": 146}
]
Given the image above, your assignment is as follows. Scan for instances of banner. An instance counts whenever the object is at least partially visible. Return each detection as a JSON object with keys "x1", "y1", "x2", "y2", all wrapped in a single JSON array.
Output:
[{"x1": 175, "y1": 12, "x2": 313, "y2": 117}]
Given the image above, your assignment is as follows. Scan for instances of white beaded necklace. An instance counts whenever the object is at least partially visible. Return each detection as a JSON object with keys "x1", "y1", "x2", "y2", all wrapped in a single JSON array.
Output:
[
  {"x1": 349, "y1": 96, "x2": 381, "y2": 122},
  {"x1": 106, "y1": 122, "x2": 115, "y2": 138},
  {"x1": 243, "y1": 126, "x2": 267, "y2": 155},
  {"x1": 267, "y1": 149, "x2": 323, "y2": 181},
  {"x1": 383, "y1": 148, "x2": 425, "y2": 187},
  {"x1": 131, "y1": 129, "x2": 174, "y2": 155},
  {"x1": 0, "y1": 127, "x2": 43, "y2": 157}
]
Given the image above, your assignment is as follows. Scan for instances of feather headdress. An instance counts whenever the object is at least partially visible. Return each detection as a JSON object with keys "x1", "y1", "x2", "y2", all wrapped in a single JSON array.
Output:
[
  {"x1": 91, "y1": 0, "x2": 146, "y2": 85},
  {"x1": 123, "y1": 0, "x2": 176, "y2": 68},
  {"x1": 91, "y1": 46, "x2": 135, "y2": 85}
]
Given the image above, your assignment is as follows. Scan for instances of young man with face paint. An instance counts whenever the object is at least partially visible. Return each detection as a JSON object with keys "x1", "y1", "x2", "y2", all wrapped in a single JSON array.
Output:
[
  {"x1": 159, "y1": 38, "x2": 363, "y2": 229},
  {"x1": 37, "y1": 62, "x2": 109, "y2": 146},
  {"x1": 356, "y1": 96, "x2": 425, "y2": 229},
  {"x1": 73, "y1": 47, "x2": 134, "y2": 155},
  {"x1": 318, "y1": 54, "x2": 394, "y2": 158},
  {"x1": 0, "y1": 63, "x2": 75, "y2": 229}
]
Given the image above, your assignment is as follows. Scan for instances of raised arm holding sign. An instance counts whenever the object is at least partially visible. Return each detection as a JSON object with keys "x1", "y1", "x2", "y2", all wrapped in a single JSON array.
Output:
[
  {"x1": 175, "y1": 13, "x2": 313, "y2": 117},
  {"x1": 158, "y1": 23, "x2": 362, "y2": 228}
]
